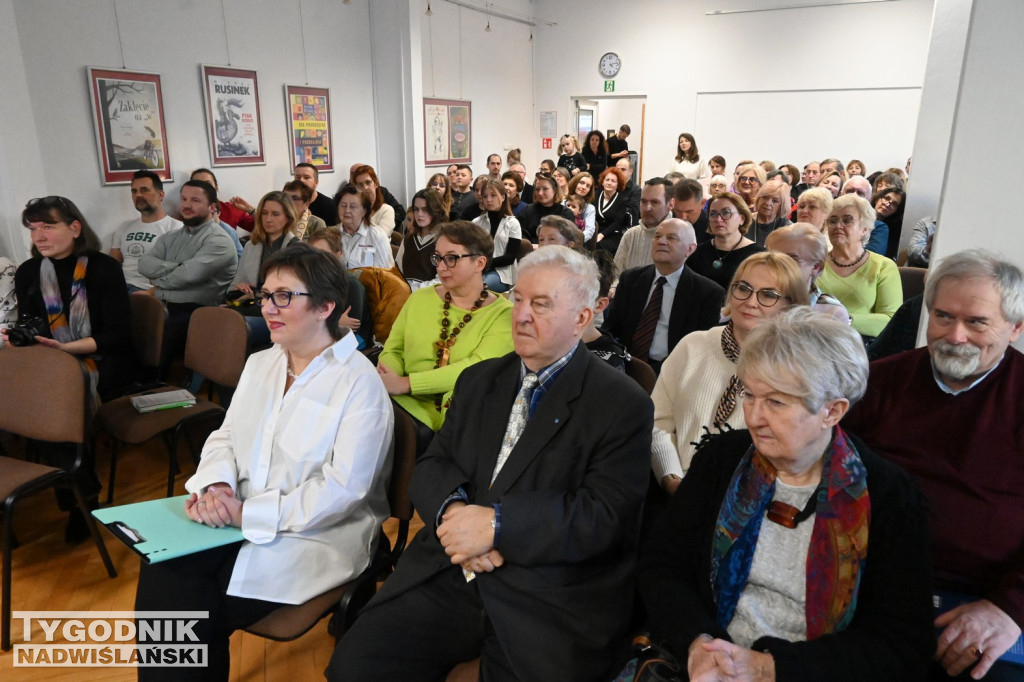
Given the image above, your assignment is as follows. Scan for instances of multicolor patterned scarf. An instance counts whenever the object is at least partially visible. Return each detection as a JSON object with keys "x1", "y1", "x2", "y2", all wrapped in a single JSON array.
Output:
[
  {"x1": 710, "y1": 425, "x2": 871, "y2": 640},
  {"x1": 713, "y1": 322, "x2": 743, "y2": 427},
  {"x1": 40, "y1": 256, "x2": 99, "y2": 409}
]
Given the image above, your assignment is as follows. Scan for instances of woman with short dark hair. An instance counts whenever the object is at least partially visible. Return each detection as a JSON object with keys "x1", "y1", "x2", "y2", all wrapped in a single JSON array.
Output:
[
  {"x1": 377, "y1": 221, "x2": 513, "y2": 443},
  {"x1": 135, "y1": 242, "x2": 394, "y2": 682}
]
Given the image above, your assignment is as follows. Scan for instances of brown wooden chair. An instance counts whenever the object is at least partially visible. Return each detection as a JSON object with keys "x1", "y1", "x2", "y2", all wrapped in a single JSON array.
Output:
[
  {"x1": 625, "y1": 356, "x2": 657, "y2": 395},
  {"x1": 243, "y1": 402, "x2": 419, "y2": 642},
  {"x1": 129, "y1": 292, "x2": 168, "y2": 386},
  {"x1": 94, "y1": 307, "x2": 249, "y2": 503},
  {"x1": 899, "y1": 266, "x2": 927, "y2": 301},
  {"x1": 0, "y1": 346, "x2": 117, "y2": 651}
]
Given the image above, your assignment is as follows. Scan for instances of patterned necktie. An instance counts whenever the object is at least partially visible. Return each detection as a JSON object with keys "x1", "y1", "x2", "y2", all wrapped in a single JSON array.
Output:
[
  {"x1": 490, "y1": 373, "x2": 540, "y2": 485},
  {"x1": 630, "y1": 276, "x2": 667, "y2": 361}
]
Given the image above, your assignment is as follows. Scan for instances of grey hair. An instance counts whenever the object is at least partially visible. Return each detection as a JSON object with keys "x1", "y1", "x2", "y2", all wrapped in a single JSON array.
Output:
[
  {"x1": 830, "y1": 193, "x2": 876, "y2": 246},
  {"x1": 737, "y1": 307, "x2": 868, "y2": 412},
  {"x1": 765, "y1": 222, "x2": 829, "y2": 273},
  {"x1": 925, "y1": 249, "x2": 1024, "y2": 325},
  {"x1": 797, "y1": 187, "x2": 834, "y2": 217},
  {"x1": 518, "y1": 245, "x2": 599, "y2": 313}
]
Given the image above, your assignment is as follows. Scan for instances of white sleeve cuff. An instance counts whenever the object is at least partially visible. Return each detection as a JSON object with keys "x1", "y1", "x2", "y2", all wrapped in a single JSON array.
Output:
[
  {"x1": 240, "y1": 489, "x2": 280, "y2": 544},
  {"x1": 651, "y1": 427, "x2": 684, "y2": 481}
]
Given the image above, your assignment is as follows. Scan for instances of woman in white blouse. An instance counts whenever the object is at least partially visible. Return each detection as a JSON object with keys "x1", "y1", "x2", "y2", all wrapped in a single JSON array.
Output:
[
  {"x1": 353, "y1": 164, "x2": 396, "y2": 236},
  {"x1": 668, "y1": 132, "x2": 710, "y2": 180},
  {"x1": 135, "y1": 242, "x2": 393, "y2": 681}
]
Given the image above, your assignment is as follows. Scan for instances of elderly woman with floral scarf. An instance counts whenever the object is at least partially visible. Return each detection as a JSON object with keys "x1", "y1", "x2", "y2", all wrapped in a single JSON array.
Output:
[{"x1": 639, "y1": 309, "x2": 935, "y2": 682}]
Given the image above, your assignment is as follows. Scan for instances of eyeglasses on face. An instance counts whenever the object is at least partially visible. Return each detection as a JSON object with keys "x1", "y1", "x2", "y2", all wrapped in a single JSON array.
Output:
[
  {"x1": 430, "y1": 253, "x2": 481, "y2": 268},
  {"x1": 826, "y1": 215, "x2": 858, "y2": 227},
  {"x1": 708, "y1": 209, "x2": 736, "y2": 220},
  {"x1": 738, "y1": 176, "x2": 759, "y2": 184},
  {"x1": 256, "y1": 290, "x2": 313, "y2": 307},
  {"x1": 730, "y1": 281, "x2": 788, "y2": 307}
]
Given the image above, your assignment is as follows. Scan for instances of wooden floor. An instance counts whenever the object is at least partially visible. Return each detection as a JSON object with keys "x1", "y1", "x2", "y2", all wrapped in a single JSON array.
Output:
[{"x1": 0, "y1": 431, "x2": 421, "y2": 682}]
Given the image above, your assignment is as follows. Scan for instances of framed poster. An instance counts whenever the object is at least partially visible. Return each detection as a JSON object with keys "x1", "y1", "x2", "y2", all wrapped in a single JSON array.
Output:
[
  {"x1": 201, "y1": 65, "x2": 265, "y2": 166},
  {"x1": 423, "y1": 98, "x2": 472, "y2": 166},
  {"x1": 284, "y1": 85, "x2": 333, "y2": 171},
  {"x1": 87, "y1": 67, "x2": 171, "y2": 185}
]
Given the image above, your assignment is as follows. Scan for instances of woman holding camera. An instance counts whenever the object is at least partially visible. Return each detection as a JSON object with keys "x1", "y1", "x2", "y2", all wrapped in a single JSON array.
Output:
[{"x1": 9, "y1": 195, "x2": 132, "y2": 402}]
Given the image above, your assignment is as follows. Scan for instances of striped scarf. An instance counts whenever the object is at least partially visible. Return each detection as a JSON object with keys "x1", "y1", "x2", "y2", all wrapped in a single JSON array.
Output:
[
  {"x1": 40, "y1": 256, "x2": 99, "y2": 409},
  {"x1": 713, "y1": 322, "x2": 742, "y2": 427}
]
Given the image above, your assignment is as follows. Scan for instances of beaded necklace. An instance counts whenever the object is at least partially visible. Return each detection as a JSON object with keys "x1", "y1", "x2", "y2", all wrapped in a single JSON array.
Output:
[
  {"x1": 435, "y1": 288, "x2": 488, "y2": 369},
  {"x1": 434, "y1": 288, "x2": 488, "y2": 410}
]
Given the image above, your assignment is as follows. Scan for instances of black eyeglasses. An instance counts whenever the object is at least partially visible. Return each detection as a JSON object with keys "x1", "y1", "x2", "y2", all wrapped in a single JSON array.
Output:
[
  {"x1": 708, "y1": 209, "x2": 736, "y2": 220},
  {"x1": 256, "y1": 290, "x2": 313, "y2": 307},
  {"x1": 430, "y1": 253, "x2": 481, "y2": 268},
  {"x1": 730, "y1": 281, "x2": 788, "y2": 307}
]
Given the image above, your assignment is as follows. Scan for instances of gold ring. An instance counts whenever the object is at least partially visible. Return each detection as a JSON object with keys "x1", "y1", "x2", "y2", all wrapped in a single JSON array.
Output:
[{"x1": 969, "y1": 646, "x2": 983, "y2": 658}]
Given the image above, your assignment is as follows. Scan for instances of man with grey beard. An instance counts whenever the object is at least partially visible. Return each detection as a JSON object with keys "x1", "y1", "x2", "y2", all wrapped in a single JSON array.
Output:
[{"x1": 845, "y1": 249, "x2": 1024, "y2": 682}]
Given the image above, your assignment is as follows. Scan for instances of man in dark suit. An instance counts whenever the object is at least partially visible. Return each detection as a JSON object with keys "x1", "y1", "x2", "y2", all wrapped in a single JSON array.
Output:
[
  {"x1": 603, "y1": 218, "x2": 724, "y2": 372},
  {"x1": 328, "y1": 246, "x2": 653, "y2": 682}
]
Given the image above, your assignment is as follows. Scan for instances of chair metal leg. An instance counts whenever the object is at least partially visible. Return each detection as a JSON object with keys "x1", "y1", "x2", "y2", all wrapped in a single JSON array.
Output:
[
  {"x1": 3, "y1": 497, "x2": 14, "y2": 651},
  {"x1": 106, "y1": 439, "x2": 121, "y2": 505},
  {"x1": 68, "y1": 477, "x2": 116, "y2": 580},
  {"x1": 167, "y1": 429, "x2": 180, "y2": 498}
]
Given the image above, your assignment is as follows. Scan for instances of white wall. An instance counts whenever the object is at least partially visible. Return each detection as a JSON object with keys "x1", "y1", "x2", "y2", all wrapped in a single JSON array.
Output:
[
  {"x1": 930, "y1": 0, "x2": 1024, "y2": 265},
  {"x1": 0, "y1": 0, "x2": 45, "y2": 262},
  {"x1": 533, "y1": 0, "x2": 934, "y2": 181},
  {"x1": 419, "y1": 0, "x2": 535, "y2": 184},
  {"x1": 7, "y1": 0, "x2": 380, "y2": 248}
]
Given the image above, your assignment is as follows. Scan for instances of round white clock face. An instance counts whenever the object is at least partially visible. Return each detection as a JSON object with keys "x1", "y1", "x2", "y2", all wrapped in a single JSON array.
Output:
[{"x1": 599, "y1": 52, "x2": 621, "y2": 78}]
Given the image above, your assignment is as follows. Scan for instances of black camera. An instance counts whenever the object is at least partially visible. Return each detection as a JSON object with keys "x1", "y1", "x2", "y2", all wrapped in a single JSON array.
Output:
[{"x1": 6, "y1": 317, "x2": 46, "y2": 347}]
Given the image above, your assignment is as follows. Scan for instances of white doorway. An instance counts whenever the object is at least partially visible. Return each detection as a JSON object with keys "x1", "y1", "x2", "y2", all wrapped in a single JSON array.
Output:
[{"x1": 572, "y1": 95, "x2": 647, "y2": 179}]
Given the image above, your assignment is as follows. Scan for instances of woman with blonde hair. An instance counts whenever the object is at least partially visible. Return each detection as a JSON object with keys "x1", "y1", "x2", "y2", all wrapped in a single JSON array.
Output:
[
  {"x1": 751, "y1": 178, "x2": 793, "y2": 247},
  {"x1": 734, "y1": 163, "x2": 767, "y2": 210},
  {"x1": 795, "y1": 187, "x2": 834, "y2": 234},
  {"x1": 230, "y1": 190, "x2": 299, "y2": 301},
  {"x1": 817, "y1": 194, "x2": 902, "y2": 338},
  {"x1": 650, "y1": 252, "x2": 810, "y2": 492}
]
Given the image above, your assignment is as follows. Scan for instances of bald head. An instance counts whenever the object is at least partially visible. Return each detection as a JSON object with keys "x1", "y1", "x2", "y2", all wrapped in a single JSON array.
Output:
[
  {"x1": 842, "y1": 176, "x2": 872, "y2": 201},
  {"x1": 652, "y1": 218, "x2": 697, "y2": 274}
]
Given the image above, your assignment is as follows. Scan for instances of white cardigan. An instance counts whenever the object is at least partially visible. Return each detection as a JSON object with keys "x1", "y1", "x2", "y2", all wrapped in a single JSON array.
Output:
[
  {"x1": 650, "y1": 326, "x2": 746, "y2": 480},
  {"x1": 472, "y1": 213, "x2": 522, "y2": 286},
  {"x1": 185, "y1": 333, "x2": 394, "y2": 603}
]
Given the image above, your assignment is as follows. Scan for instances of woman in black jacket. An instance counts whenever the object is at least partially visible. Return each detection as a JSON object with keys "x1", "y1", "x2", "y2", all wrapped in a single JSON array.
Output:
[{"x1": 593, "y1": 167, "x2": 634, "y2": 254}]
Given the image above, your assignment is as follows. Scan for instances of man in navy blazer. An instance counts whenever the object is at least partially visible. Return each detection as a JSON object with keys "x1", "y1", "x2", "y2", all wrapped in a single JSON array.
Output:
[
  {"x1": 328, "y1": 246, "x2": 653, "y2": 681},
  {"x1": 603, "y1": 218, "x2": 724, "y2": 370}
]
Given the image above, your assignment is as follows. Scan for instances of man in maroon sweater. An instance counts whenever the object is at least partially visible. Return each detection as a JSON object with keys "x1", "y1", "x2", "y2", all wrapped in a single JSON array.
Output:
[{"x1": 845, "y1": 249, "x2": 1024, "y2": 681}]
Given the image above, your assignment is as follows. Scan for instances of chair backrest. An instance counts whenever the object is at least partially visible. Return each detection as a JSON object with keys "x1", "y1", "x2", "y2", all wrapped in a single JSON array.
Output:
[
  {"x1": 0, "y1": 346, "x2": 86, "y2": 443},
  {"x1": 899, "y1": 266, "x2": 927, "y2": 301},
  {"x1": 129, "y1": 293, "x2": 167, "y2": 370},
  {"x1": 184, "y1": 307, "x2": 250, "y2": 388},
  {"x1": 388, "y1": 404, "x2": 419, "y2": 558},
  {"x1": 625, "y1": 357, "x2": 657, "y2": 395},
  {"x1": 516, "y1": 238, "x2": 533, "y2": 261}
]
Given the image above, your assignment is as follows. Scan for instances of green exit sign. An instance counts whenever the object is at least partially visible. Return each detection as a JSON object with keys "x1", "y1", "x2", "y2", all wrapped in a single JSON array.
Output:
[{"x1": 604, "y1": 80, "x2": 615, "y2": 92}]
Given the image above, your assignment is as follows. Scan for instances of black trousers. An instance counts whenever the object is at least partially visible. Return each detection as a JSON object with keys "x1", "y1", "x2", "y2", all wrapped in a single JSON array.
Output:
[
  {"x1": 135, "y1": 543, "x2": 279, "y2": 681},
  {"x1": 326, "y1": 566, "x2": 519, "y2": 682},
  {"x1": 930, "y1": 660, "x2": 1024, "y2": 681}
]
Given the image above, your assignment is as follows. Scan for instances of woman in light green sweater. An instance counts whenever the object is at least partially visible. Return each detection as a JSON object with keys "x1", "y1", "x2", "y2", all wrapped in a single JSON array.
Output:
[
  {"x1": 377, "y1": 221, "x2": 513, "y2": 435},
  {"x1": 817, "y1": 194, "x2": 902, "y2": 338}
]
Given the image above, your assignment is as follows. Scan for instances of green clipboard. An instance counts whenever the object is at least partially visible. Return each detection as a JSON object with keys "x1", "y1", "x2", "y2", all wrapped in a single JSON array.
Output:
[{"x1": 92, "y1": 495, "x2": 244, "y2": 563}]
